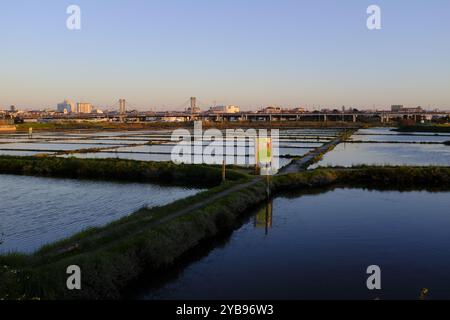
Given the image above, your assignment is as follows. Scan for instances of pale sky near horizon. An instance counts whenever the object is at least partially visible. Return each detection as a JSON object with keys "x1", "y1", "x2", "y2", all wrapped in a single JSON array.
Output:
[{"x1": 1, "y1": 0, "x2": 449, "y2": 110}]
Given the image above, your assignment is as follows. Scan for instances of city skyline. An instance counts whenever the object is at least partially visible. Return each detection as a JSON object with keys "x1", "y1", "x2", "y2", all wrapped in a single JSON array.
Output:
[
  {"x1": 1, "y1": 0, "x2": 450, "y2": 109},
  {"x1": 1, "y1": 99, "x2": 447, "y2": 113}
]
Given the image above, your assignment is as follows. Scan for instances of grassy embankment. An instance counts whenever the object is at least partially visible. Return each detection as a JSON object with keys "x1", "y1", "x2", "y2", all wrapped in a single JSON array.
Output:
[
  {"x1": 395, "y1": 124, "x2": 450, "y2": 133},
  {"x1": 15, "y1": 121, "x2": 194, "y2": 132},
  {"x1": 1, "y1": 159, "x2": 450, "y2": 299},
  {"x1": 0, "y1": 156, "x2": 247, "y2": 188}
]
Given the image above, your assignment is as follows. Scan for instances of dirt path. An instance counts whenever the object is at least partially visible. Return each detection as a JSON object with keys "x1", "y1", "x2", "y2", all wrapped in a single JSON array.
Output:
[
  {"x1": 145, "y1": 177, "x2": 263, "y2": 226},
  {"x1": 279, "y1": 136, "x2": 344, "y2": 174},
  {"x1": 47, "y1": 177, "x2": 263, "y2": 258}
]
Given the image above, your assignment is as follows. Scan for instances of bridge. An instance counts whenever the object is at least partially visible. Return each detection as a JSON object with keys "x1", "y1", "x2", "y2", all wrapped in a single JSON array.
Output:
[
  {"x1": 25, "y1": 110, "x2": 450, "y2": 124},
  {"x1": 108, "y1": 110, "x2": 450, "y2": 123},
  {"x1": 77, "y1": 99, "x2": 450, "y2": 123}
]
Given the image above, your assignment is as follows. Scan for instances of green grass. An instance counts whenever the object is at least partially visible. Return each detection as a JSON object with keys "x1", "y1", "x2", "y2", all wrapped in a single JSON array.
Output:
[
  {"x1": 0, "y1": 155, "x2": 247, "y2": 188},
  {"x1": 395, "y1": 124, "x2": 450, "y2": 133},
  {"x1": 15, "y1": 121, "x2": 194, "y2": 131}
]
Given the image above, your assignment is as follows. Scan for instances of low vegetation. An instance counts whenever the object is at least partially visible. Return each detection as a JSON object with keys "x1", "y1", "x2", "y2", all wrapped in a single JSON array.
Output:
[
  {"x1": 0, "y1": 156, "x2": 247, "y2": 187},
  {"x1": 15, "y1": 121, "x2": 193, "y2": 132},
  {"x1": 395, "y1": 124, "x2": 450, "y2": 133}
]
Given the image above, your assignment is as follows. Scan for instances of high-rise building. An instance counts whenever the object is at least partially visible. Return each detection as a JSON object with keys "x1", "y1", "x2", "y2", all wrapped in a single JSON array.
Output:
[
  {"x1": 57, "y1": 100, "x2": 76, "y2": 113},
  {"x1": 187, "y1": 97, "x2": 200, "y2": 113},
  {"x1": 77, "y1": 102, "x2": 92, "y2": 114},
  {"x1": 119, "y1": 99, "x2": 126, "y2": 115}
]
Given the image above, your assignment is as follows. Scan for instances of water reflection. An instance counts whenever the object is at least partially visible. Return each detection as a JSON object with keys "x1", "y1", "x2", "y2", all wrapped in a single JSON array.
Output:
[
  {"x1": 312, "y1": 127, "x2": 450, "y2": 168},
  {"x1": 254, "y1": 199, "x2": 273, "y2": 235},
  {"x1": 0, "y1": 174, "x2": 203, "y2": 253},
  {"x1": 139, "y1": 188, "x2": 450, "y2": 300}
]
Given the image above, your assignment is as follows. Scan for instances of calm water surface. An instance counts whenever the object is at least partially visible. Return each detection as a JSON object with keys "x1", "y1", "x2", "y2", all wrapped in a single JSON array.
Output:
[
  {"x1": 313, "y1": 142, "x2": 450, "y2": 167},
  {"x1": 140, "y1": 188, "x2": 450, "y2": 300},
  {"x1": 0, "y1": 174, "x2": 202, "y2": 253},
  {"x1": 313, "y1": 127, "x2": 450, "y2": 167}
]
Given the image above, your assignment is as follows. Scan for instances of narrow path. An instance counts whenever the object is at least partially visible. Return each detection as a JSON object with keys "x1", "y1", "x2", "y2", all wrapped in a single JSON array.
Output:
[
  {"x1": 48, "y1": 177, "x2": 263, "y2": 258},
  {"x1": 279, "y1": 136, "x2": 344, "y2": 174},
  {"x1": 145, "y1": 177, "x2": 262, "y2": 227}
]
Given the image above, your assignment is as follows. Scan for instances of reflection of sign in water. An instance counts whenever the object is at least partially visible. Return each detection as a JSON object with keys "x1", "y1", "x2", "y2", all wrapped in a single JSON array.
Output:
[{"x1": 254, "y1": 200, "x2": 273, "y2": 235}]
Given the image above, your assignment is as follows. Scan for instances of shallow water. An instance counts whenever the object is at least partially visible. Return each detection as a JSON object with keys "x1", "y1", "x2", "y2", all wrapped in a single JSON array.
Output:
[
  {"x1": 140, "y1": 188, "x2": 450, "y2": 300},
  {"x1": 0, "y1": 129, "x2": 338, "y2": 171},
  {"x1": 312, "y1": 142, "x2": 450, "y2": 167},
  {"x1": 313, "y1": 127, "x2": 450, "y2": 168},
  {"x1": 0, "y1": 174, "x2": 203, "y2": 253},
  {"x1": 352, "y1": 127, "x2": 450, "y2": 143}
]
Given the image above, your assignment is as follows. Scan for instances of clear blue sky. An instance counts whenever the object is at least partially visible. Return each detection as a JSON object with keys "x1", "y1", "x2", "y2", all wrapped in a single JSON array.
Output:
[{"x1": 1, "y1": 0, "x2": 449, "y2": 110}]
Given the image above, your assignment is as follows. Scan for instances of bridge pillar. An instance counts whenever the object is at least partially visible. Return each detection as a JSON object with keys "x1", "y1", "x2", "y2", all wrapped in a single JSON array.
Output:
[
  {"x1": 323, "y1": 114, "x2": 327, "y2": 122},
  {"x1": 352, "y1": 115, "x2": 357, "y2": 123}
]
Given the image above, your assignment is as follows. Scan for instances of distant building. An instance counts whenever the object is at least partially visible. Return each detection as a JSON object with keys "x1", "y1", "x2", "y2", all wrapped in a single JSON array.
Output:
[
  {"x1": 119, "y1": 99, "x2": 126, "y2": 115},
  {"x1": 77, "y1": 102, "x2": 92, "y2": 114},
  {"x1": 292, "y1": 107, "x2": 306, "y2": 113},
  {"x1": 392, "y1": 105, "x2": 423, "y2": 113},
  {"x1": 209, "y1": 105, "x2": 240, "y2": 114},
  {"x1": 262, "y1": 106, "x2": 282, "y2": 113},
  {"x1": 391, "y1": 105, "x2": 404, "y2": 112},
  {"x1": 403, "y1": 106, "x2": 423, "y2": 113},
  {"x1": 162, "y1": 116, "x2": 187, "y2": 122},
  {"x1": 10, "y1": 105, "x2": 16, "y2": 112},
  {"x1": 57, "y1": 100, "x2": 76, "y2": 113},
  {"x1": 187, "y1": 97, "x2": 201, "y2": 114}
]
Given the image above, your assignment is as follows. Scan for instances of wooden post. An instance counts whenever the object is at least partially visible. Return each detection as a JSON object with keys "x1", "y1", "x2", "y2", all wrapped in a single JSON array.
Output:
[
  {"x1": 28, "y1": 127, "x2": 33, "y2": 139},
  {"x1": 222, "y1": 159, "x2": 226, "y2": 182}
]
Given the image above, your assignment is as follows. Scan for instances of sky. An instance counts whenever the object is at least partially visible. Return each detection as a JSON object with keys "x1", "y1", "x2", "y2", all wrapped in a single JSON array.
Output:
[{"x1": 0, "y1": 0, "x2": 449, "y2": 111}]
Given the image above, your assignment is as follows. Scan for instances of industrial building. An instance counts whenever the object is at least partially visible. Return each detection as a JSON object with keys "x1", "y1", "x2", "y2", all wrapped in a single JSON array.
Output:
[
  {"x1": 209, "y1": 105, "x2": 240, "y2": 114},
  {"x1": 391, "y1": 105, "x2": 424, "y2": 113},
  {"x1": 77, "y1": 102, "x2": 92, "y2": 114}
]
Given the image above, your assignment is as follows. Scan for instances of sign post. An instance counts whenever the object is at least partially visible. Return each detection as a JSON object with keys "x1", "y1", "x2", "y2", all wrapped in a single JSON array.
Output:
[{"x1": 256, "y1": 136, "x2": 273, "y2": 198}]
